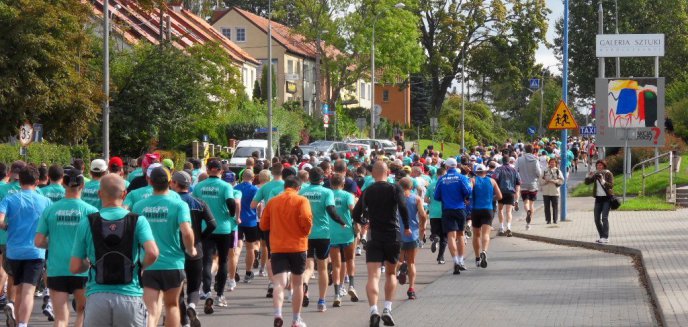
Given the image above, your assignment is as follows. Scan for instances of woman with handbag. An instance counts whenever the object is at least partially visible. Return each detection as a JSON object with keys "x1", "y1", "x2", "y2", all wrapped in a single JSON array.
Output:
[
  {"x1": 540, "y1": 158, "x2": 564, "y2": 224},
  {"x1": 584, "y1": 159, "x2": 615, "y2": 244}
]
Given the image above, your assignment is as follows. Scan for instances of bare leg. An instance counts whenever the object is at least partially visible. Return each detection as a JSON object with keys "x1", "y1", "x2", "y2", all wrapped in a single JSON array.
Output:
[
  {"x1": 446, "y1": 231, "x2": 458, "y2": 257},
  {"x1": 407, "y1": 249, "x2": 417, "y2": 289},
  {"x1": 383, "y1": 262, "x2": 397, "y2": 301},
  {"x1": 481, "y1": 225, "x2": 491, "y2": 252},
  {"x1": 73, "y1": 288, "x2": 86, "y2": 327},
  {"x1": 329, "y1": 248, "x2": 342, "y2": 287},
  {"x1": 272, "y1": 273, "x2": 287, "y2": 318},
  {"x1": 316, "y1": 259, "x2": 328, "y2": 300},
  {"x1": 290, "y1": 274, "x2": 304, "y2": 320},
  {"x1": 365, "y1": 262, "x2": 381, "y2": 306},
  {"x1": 162, "y1": 287, "x2": 183, "y2": 327},
  {"x1": 457, "y1": 231, "x2": 465, "y2": 258},
  {"x1": 16, "y1": 283, "x2": 36, "y2": 325},
  {"x1": 143, "y1": 288, "x2": 162, "y2": 327},
  {"x1": 245, "y1": 241, "x2": 257, "y2": 274},
  {"x1": 472, "y1": 227, "x2": 481, "y2": 257},
  {"x1": 51, "y1": 290, "x2": 70, "y2": 327}
]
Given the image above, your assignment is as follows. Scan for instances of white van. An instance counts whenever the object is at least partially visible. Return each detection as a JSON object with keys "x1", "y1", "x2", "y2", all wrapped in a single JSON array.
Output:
[{"x1": 229, "y1": 139, "x2": 269, "y2": 170}]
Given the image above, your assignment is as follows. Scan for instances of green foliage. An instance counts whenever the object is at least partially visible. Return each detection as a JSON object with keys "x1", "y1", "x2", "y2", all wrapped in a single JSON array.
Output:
[
  {"x1": 618, "y1": 196, "x2": 675, "y2": 211},
  {"x1": 555, "y1": 0, "x2": 688, "y2": 100},
  {"x1": 252, "y1": 80, "x2": 262, "y2": 101},
  {"x1": 260, "y1": 65, "x2": 277, "y2": 102},
  {"x1": 223, "y1": 100, "x2": 306, "y2": 150},
  {"x1": 416, "y1": 0, "x2": 549, "y2": 115},
  {"x1": 155, "y1": 150, "x2": 187, "y2": 172},
  {"x1": 110, "y1": 42, "x2": 243, "y2": 156},
  {"x1": 0, "y1": 143, "x2": 87, "y2": 166},
  {"x1": 0, "y1": 0, "x2": 102, "y2": 144},
  {"x1": 290, "y1": 0, "x2": 423, "y2": 107},
  {"x1": 668, "y1": 99, "x2": 688, "y2": 141},
  {"x1": 438, "y1": 96, "x2": 506, "y2": 149}
]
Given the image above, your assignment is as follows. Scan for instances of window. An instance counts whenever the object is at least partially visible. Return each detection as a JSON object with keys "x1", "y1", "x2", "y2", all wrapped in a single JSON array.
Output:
[
  {"x1": 287, "y1": 60, "x2": 294, "y2": 74},
  {"x1": 383, "y1": 90, "x2": 390, "y2": 102},
  {"x1": 236, "y1": 28, "x2": 246, "y2": 42},
  {"x1": 221, "y1": 28, "x2": 231, "y2": 40},
  {"x1": 360, "y1": 82, "x2": 366, "y2": 99},
  {"x1": 242, "y1": 68, "x2": 248, "y2": 86}
]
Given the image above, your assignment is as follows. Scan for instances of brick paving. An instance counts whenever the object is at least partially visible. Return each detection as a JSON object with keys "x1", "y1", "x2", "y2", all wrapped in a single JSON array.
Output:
[{"x1": 517, "y1": 196, "x2": 688, "y2": 327}]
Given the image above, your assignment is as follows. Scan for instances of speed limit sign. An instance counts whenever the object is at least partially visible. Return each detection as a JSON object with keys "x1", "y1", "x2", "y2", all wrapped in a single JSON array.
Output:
[{"x1": 19, "y1": 122, "x2": 33, "y2": 146}]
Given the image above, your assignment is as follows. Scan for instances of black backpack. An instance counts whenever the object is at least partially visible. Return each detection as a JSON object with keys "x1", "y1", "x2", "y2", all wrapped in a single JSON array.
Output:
[{"x1": 88, "y1": 212, "x2": 139, "y2": 285}]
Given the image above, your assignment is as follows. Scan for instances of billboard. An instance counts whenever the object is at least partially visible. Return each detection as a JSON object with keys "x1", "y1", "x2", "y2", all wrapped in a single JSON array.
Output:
[{"x1": 595, "y1": 78, "x2": 665, "y2": 147}]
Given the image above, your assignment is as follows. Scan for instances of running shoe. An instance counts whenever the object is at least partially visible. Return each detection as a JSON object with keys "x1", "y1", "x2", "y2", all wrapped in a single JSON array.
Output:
[
  {"x1": 453, "y1": 263, "x2": 461, "y2": 275},
  {"x1": 397, "y1": 263, "x2": 408, "y2": 285},
  {"x1": 204, "y1": 298, "x2": 214, "y2": 314},
  {"x1": 475, "y1": 258, "x2": 481, "y2": 268},
  {"x1": 407, "y1": 288, "x2": 416, "y2": 300},
  {"x1": 243, "y1": 271, "x2": 255, "y2": 283},
  {"x1": 227, "y1": 279, "x2": 237, "y2": 292},
  {"x1": 302, "y1": 283, "x2": 310, "y2": 307},
  {"x1": 333, "y1": 294, "x2": 342, "y2": 307},
  {"x1": 259, "y1": 268, "x2": 268, "y2": 277},
  {"x1": 200, "y1": 291, "x2": 211, "y2": 301},
  {"x1": 34, "y1": 289, "x2": 45, "y2": 298},
  {"x1": 525, "y1": 210, "x2": 532, "y2": 224},
  {"x1": 600, "y1": 238, "x2": 609, "y2": 244},
  {"x1": 458, "y1": 263, "x2": 467, "y2": 271},
  {"x1": 498, "y1": 227, "x2": 505, "y2": 236},
  {"x1": 234, "y1": 273, "x2": 241, "y2": 282},
  {"x1": 430, "y1": 236, "x2": 438, "y2": 253},
  {"x1": 381, "y1": 308, "x2": 396, "y2": 326},
  {"x1": 526, "y1": 224, "x2": 531, "y2": 231},
  {"x1": 317, "y1": 299, "x2": 327, "y2": 312},
  {"x1": 339, "y1": 286, "x2": 347, "y2": 298},
  {"x1": 480, "y1": 251, "x2": 488, "y2": 268},
  {"x1": 5, "y1": 302, "x2": 16, "y2": 327},
  {"x1": 360, "y1": 238, "x2": 367, "y2": 247},
  {"x1": 43, "y1": 301, "x2": 55, "y2": 321},
  {"x1": 505, "y1": 229, "x2": 513, "y2": 237},
  {"x1": 187, "y1": 306, "x2": 201, "y2": 327},
  {"x1": 343, "y1": 275, "x2": 349, "y2": 284},
  {"x1": 266, "y1": 283, "x2": 274, "y2": 298},
  {"x1": 348, "y1": 286, "x2": 359, "y2": 302},
  {"x1": 355, "y1": 246, "x2": 362, "y2": 256},
  {"x1": 216, "y1": 295, "x2": 228, "y2": 307},
  {"x1": 274, "y1": 317, "x2": 284, "y2": 327},
  {"x1": 370, "y1": 313, "x2": 381, "y2": 327},
  {"x1": 291, "y1": 319, "x2": 307, "y2": 327},
  {"x1": 465, "y1": 228, "x2": 472, "y2": 239},
  {"x1": 437, "y1": 257, "x2": 446, "y2": 265}
]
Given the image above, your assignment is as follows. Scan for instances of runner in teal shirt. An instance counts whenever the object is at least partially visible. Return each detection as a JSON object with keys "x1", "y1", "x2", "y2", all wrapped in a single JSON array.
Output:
[
  {"x1": 127, "y1": 167, "x2": 143, "y2": 184},
  {"x1": 327, "y1": 175, "x2": 359, "y2": 306},
  {"x1": 250, "y1": 164, "x2": 284, "y2": 208},
  {"x1": 41, "y1": 183, "x2": 65, "y2": 203},
  {"x1": 124, "y1": 185, "x2": 181, "y2": 209},
  {"x1": 330, "y1": 188, "x2": 355, "y2": 245},
  {"x1": 193, "y1": 176, "x2": 235, "y2": 234}
]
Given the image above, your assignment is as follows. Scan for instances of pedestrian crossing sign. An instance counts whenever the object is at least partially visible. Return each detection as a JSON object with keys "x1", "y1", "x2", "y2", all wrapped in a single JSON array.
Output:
[{"x1": 548, "y1": 100, "x2": 579, "y2": 130}]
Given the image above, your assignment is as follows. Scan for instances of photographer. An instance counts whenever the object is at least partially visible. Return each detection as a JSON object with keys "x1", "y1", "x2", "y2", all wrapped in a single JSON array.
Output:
[{"x1": 584, "y1": 160, "x2": 614, "y2": 244}]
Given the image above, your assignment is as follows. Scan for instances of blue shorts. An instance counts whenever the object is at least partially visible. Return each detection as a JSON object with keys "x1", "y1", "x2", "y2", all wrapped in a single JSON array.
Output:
[{"x1": 442, "y1": 209, "x2": 467, "y2": 232}]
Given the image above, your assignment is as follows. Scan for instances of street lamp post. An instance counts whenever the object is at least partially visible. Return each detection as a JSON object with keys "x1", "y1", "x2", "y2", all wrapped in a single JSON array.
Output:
[
  {"x1": 370, "y1": 2, "x2": 405, "y2": 139},
  {"x1": 560, "y1": 0, "x2": 570, "y2": 221},
  {"x1": 267, "y1": 0, "x2": 273, "y2": 160},
  {"x1": 102, "y1": 0, "x2": 110, "y2": 161}
]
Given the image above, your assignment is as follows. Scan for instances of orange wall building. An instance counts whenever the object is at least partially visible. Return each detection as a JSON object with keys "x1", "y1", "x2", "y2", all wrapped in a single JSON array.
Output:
[{"x1": 375, "y1": 83, "x2": 411, "y2": 127}]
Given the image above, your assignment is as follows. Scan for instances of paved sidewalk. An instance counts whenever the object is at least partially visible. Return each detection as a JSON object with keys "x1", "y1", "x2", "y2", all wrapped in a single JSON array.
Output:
[{"x1": 518, "y1": 196, "x2": 686, "y2": 327}]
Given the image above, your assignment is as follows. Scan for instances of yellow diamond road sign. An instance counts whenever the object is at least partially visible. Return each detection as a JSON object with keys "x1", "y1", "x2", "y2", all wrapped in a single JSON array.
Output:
[{"x1": 548, "y1": 100, "x2": 579, "y2": 130}]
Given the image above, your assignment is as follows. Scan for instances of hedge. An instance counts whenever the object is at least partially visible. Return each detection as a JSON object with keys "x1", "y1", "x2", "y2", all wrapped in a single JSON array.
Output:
[
  {"x1": 156, "y1": 150, "x2": 187, "y2": 171},
  {"x1": 0, "y1": 143, "x2": 91, "y2": 166}
]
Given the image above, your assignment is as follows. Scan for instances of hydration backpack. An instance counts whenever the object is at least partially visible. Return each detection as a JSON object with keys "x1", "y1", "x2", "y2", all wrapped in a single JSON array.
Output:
[{"x1": 88, "y1": 212, "x2": 139, "y2": 285}]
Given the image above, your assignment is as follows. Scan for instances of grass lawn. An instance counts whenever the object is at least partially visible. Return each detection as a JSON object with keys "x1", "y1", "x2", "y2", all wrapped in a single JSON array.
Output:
[
  {"x1": 417, "y1": 140, "x2": 461, "y2": 157},
  {"x1": 571, "y1": 154, "x2": 688, "y2": 197},
  {"x1": 618, "y1": 196, "x2": 676, "y2": 211}
]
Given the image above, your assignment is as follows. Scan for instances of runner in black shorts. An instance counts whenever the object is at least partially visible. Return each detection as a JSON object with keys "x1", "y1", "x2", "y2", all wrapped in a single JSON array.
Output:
[
  {"x1": 470, "y1": 164, "x2": 502, "y2": 269},
  {"x1": 352, "y1": 161, "x2": 410, "y2": 327}
]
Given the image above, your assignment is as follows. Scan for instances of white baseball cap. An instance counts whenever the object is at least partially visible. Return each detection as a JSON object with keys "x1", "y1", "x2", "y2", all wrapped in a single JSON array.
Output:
[
  {"x1": 147, "y1": 163, "x2": 163, "y2": 177},
  {"x1": 445, "y1": 158, "x2": 458, "y2": 167},
  {"x1": 90, "y1": 159, "x2": 108, "y2": 173},
  {"x1": 475, "y1": 164, "x2": 487, "y2": 172},
  {"x1": 302, "y1": 154, "x2": 310, "y2": 161}
]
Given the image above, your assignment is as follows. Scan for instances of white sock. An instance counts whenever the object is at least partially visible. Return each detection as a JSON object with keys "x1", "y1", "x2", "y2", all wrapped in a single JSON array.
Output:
[
  {"x1": 45, "y1": 289, "x2": 50, "y2": 296},
  {"x1": 18, "y1": 324, "x2": 27, "y2": 327},
  {"x1": 458, "y1": 256, "x2": 464, "y2": 264},
  {"x1": 384, "y1": 301, "x2": 393, "y2": 311},
  {"x1": 507, "y1": 223, "x2": 512, "y2": 230},
  {"x1": 274, "y1": 307, "x2": 282, "y2": 317},
  {"x1": 370, "y1": 305, "x2": 378, "y2": 315},
  {"x1": 188, "y1": 302, "x2": 196, "y2": 310},
  {"x1": 453, "y1": 256, "x2": 460, "y2": 265},
  {"x1": 500, "y1": 223, "x2": 505, "y2": 229}
]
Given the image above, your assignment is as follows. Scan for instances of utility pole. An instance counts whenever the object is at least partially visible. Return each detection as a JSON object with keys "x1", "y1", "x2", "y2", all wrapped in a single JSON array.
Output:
[
  {"x1": 267, "y1": 0, "x2": 274, "y2": 160},
  {"x1": 598, "y1": 2, "x2": 606, "y2": 160},
  {"x1": 539, "y1": 70, "x2": 545, "y2": 137},
  {"x1": 314, "y1": 31, "x2": 321, "y2": 118},
  {"x1": 102, "y1": 0, "x2": 110, "y2": 161},
  {"x1": 560, "y1": 0, "x2": 569, "y2": 221},
  {"x1": 370, "y1": 20, "x2": 376, "y2": 139},
  {"x1": 461, "y1": 54, "x2": 465, "y2": 152}
]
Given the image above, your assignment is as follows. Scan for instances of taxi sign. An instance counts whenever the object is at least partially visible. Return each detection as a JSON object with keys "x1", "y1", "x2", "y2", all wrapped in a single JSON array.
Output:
[{"x1": 548, "y1": 100, "x2": 578, "y2": 130}]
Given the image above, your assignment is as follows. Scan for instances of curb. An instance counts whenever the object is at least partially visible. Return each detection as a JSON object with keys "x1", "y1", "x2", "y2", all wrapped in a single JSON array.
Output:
[{"x1": 512, "y1": 232, "x2": 666, "y2": 327}]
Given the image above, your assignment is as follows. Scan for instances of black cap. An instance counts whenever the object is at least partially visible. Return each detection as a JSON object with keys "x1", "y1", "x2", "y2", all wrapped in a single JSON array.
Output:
[
  {"x1": 63, "y1": 169, "x2": 84, "y2": 187},
  {"x1": 149, "y1": 167, "x2": 170, "y2": 188}
]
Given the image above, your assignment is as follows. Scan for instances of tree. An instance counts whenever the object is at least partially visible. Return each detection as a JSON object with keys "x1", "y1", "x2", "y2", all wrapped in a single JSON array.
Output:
[
  {"x1": 410, "y1": 73, "x2": 432, "y2": 125},
  {"x1": 555, "y1": 0, "x2": 688, "y2": 100},
  {"x1": 109, "y1": 42, "x2": 243, "y2": 155},
  {"x1": 0, "y1": 0, "x2": 102, "y2": 143},
  {"x1": 260, "y1": 64, "x2": 277, "y2": 102},
  {"x1": 438, "y1": 96, "x2": 507, "y2": 148},
  {"x1": 252, "y1": 79, "x2": 262, "y2": 101},
  {"x1": 289, "y1": 0, "x2": 424, "y2": 109},
  {"x1": 415, "y1": 0, "x2": 549, "y2": 116}
]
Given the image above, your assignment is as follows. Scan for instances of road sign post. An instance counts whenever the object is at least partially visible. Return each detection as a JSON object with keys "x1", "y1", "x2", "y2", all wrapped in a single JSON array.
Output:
[{"x1": 529, "y1": 78, "x2": 540, "y2": 90}]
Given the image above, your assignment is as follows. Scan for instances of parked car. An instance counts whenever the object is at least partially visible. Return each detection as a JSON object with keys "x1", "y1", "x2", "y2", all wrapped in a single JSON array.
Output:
[
  {"x1": 307, "y1": 141, "x2": 350, "y2": 158},
  {"x1": 229, "y1": 139, "x2": 270, "y2": 172},
  {"x1": 346, "y1": 143, "x2": 371, "y2": 157},
  {"x1": 349, "y1": 139, "x2": 396, "y2": 156}
]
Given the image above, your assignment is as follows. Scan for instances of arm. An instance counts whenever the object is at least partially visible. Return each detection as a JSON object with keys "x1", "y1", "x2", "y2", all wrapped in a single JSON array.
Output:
[
  {"x1": 326, "y1": 205, "x2": 346, "y2": 226},
  {"x1": 299, "y1": 199, "x2": 314, "y2": 236},
  {"x1": 259, "y1": 201, "x2": 271, "y2": 232},
  {"x1": 70, "y1": 221, "x2": 90, "y2": 274},
  {"x1": 351, "y1": 195, "x2": 365, "y2": 225},
  {"x1": 250, "y1": 188, "x2": 263, "y2": 209},
  {"x1": 234, "y1": 198, "x2": 241, "y2": 225},
  {"x1": 70, "y1": 257, "x2": 90, "y2": 274},
  {"x1": 0, "y1": 212, "x2": 6, "y2": 230},
  {"x1": 395, "y1": 185, "x2": 412, "y2": 236},
  {"x1": 584, "y1": 172, "x2": 595, "y2": 185},
  {"x1": 180, "y1": 222, "x2": 196, "y2": 257},
  {"x1": 199, "y1": 201, "x2": 217, "y2": 239},
  {"x1": 34, "y1": 233, "x2": 48, "y2": 249},
  {"x1": 140, "y1": 240, "x2": 159, "y2": 270},
  {"x1": 225, "y1": 198, "x2": 236, "y2": 217},
  {"x1": 492, "y1": 179, "x2": 503, "y2": 201},
  {"x1": 416, "y1": 196, "x2": 427, "y2": 240}
]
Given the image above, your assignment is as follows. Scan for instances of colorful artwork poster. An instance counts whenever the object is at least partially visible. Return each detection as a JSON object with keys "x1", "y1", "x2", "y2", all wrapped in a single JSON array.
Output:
[{"x1": 607, "y1": 79, "x2": 658, "y2": 128}]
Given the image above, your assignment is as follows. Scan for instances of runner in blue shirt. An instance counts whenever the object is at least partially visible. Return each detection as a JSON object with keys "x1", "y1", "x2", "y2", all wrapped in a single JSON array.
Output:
[
  {"x1": 0, "y1": 165, "x2": 52, "y2": 327},
  {"x1": 396, "y1": 177, "x2": 427, "y2": 300},
  {"x1": 235, "y1": 170, "x2": 260, "y2": 283},
  {"x1": 470, "y1": 164, "x2": 502, "y2": 269}
]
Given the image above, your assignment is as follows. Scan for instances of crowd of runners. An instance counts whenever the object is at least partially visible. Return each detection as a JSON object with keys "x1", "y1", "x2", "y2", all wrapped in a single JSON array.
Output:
[{"x1": 0, "y1": 135, "x2": 597, "y2": 327}]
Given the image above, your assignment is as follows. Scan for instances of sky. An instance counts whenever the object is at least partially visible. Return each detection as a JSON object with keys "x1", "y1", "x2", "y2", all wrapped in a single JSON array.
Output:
[{"x1": 536, "y1": 0, "x2": 564, "y2": 73}]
